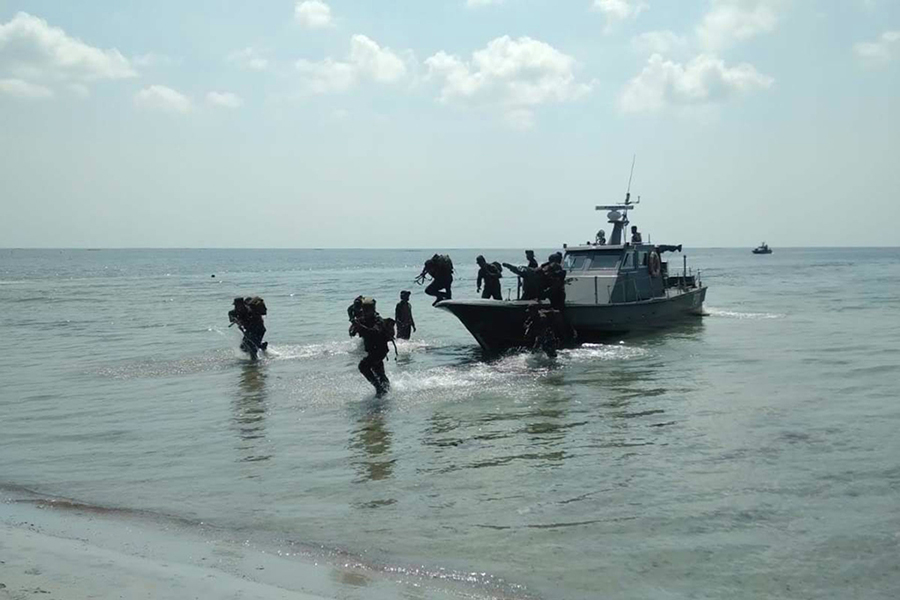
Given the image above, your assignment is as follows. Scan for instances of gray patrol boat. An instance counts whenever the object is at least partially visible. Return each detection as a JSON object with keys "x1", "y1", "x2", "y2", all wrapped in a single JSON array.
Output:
[{"x1": 437, "y1": 194, "x2": 707, "y2": 353}]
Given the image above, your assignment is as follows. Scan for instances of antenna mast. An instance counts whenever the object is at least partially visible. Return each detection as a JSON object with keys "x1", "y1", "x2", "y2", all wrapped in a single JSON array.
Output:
[{"x1": 625, "y1": 154, "x2": 636, "y2": 204}]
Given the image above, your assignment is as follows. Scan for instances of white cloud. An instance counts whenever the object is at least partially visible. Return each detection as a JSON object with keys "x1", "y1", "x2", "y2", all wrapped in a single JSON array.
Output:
[
  {"x1": 592, "y1": 0, "x2": 648, "y2": 32},
  {"x1": 295, "y1": 1, "x2": 333, "y2": 29},
  {"x1": 296, "y1": 58, "x2": 356, "y2": 93},
  {"x1": 467, "y1": 0, "x2": 504, "y2": 7},
  {"x1": 0, "y1": 77, "x2": 53, "y2": 98},
  {"x1": 425, "y1": 36, "x2": 592, "y2": 127},
  {"x1": 632, "y1": 30, "x2": 689, "y2": 56},
  {"x1": 696, "y1": 0, "x2": 782, "y2": 51},
  {"x1": 227, "y1": 47, "x2": 269, "y2": 71},
  {"x1": 133, "y1": 53, "x2": 180, "y2": 68},
  {"x1": 854, "y1": 31, "x2": 900, "y2": 66},
  {"x1": 0, "y1": 12, "x2": 136, "y2": 83},
  {"x1": 134, "y1": 85, "x2": 192, "y2": 113},
  {"x1": 206, "y1": 91, "x2": 243, "y2": 108},
  {"x1": 620, "y1": 53, "x2": 773, "y2": 113},
  {"x1": 295, "y1": 34, "x2": 408, "y2": 93},
  {"x1": 347, "y1": 35, "x2": 407, "y2": 82}
]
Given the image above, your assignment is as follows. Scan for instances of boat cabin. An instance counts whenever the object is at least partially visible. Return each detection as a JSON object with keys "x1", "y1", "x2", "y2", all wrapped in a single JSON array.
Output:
[{"x1": 562, "y1": 243, "x2": 669, "y2": 305}]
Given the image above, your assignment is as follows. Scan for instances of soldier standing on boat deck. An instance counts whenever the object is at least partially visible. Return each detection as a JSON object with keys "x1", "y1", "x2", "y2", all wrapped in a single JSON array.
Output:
[
  {"x1": 394, "y1": 290, "x2": 416, "y2": 340},
  {"x1": 631, "y1": 226, "x2": 643, "y2": 244},
  {"x1": 502, "y1": 261, "x2": 541, "y2": 301},
  {"x1": 476, "y1": 255, "x2": 503, "y2": 300},
  {"x1": 539, "y1": 253, "x2": 567, "y2": 311},
  {"x1": 525, "y1": 250, "x2": 538, "y2": 269}
]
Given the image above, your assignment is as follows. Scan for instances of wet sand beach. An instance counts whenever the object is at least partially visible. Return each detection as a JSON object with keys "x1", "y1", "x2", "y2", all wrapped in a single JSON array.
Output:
[{"x1": 0, "y1": 488, "x2": 477, "y2": 600}]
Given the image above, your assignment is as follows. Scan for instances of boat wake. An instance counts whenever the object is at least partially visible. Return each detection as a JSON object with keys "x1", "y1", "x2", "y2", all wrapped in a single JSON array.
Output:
[{"x1": 704, "y1": 307, "x2": 785, "y2": 320}]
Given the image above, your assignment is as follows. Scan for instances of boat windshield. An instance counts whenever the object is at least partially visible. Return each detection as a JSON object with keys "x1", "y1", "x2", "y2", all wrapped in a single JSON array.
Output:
[
  {"x1": 587, "y1": 252, "x2": 621, "y2": 270},
  {"x1": 563, "y1": 251, "x2": 621, "y2": 271},
  {"x1": 564, "y1": 253, "x2": 590, "y2": 270}
]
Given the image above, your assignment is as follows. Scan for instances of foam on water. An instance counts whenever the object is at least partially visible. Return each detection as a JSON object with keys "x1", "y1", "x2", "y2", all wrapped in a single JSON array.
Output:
[
  {"x1": 704, "y1": 306, "x2": 786, "y2": 320},
  {"x1": 266, "y1": 340, "x2": 361, "y2": 360},
  {"x1": 562, "y1": 342, "x2": 651, "y2": 361}
]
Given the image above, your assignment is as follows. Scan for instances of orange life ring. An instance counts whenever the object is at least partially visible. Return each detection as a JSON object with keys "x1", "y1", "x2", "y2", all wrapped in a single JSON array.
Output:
[{"x1": 648, "y1": 251, "x2": 661, "y2": 277}]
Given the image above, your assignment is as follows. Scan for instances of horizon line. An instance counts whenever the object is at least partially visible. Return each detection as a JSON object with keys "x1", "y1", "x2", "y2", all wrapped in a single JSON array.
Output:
[{"x1": 2, "y1": 246, "x2": 900, "y2": 251}]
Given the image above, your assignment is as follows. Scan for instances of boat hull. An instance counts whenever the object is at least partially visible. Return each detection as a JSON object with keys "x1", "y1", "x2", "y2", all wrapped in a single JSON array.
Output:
[{"x1": 437, "y1": 286, "x2": 707, "y2": 353}]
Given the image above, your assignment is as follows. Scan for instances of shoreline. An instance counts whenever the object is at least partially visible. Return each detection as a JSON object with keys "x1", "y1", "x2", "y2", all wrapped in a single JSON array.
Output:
[{"x1": 0, "y1": 487, "x2": 512, "y2": 600}]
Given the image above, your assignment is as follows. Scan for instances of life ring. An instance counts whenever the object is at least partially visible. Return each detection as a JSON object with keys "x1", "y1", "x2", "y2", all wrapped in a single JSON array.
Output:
[{"x1": 648, "y1": 251, "x2": 661, "y2": 277}]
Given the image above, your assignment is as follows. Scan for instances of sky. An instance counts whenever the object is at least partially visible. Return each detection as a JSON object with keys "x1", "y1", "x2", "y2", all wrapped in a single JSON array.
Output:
[{"x1": 0, "y1": 0, "x2": 898, "y2": 248}]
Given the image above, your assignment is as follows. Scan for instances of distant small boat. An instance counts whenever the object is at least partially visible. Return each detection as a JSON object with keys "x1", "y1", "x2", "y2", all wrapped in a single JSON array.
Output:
[{"x1": 752, "y1": 243, "x2": 772, "y2": 255}]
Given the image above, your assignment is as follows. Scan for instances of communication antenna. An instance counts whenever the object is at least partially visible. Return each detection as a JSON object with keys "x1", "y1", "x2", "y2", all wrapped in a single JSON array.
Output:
[{"x1": 624, "y1": 154, "x2": 636, "y2": 204}]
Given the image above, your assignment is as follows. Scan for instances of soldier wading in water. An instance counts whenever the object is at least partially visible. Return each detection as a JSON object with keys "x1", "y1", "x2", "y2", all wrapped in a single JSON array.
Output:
[
  {"x1": 349, "y1": 298, "x2": 396, "y2": 396},
  {"x1": 228, "y1": 296, "x2": 268, "y2": 360},
  {"x1": 394, "y1": 290, "x2": 416, "y2": 340}
]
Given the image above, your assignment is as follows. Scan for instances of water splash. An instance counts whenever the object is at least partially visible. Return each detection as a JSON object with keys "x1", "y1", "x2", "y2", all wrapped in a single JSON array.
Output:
[{"x1": 266, "y1": 340, "x2": 361, "y2": 360}]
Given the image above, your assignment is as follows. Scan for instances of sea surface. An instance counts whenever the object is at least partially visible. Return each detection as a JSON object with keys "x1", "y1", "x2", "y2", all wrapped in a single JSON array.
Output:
[{"x1": 1, "y1": 248, "x2": 899, "y2": 599}]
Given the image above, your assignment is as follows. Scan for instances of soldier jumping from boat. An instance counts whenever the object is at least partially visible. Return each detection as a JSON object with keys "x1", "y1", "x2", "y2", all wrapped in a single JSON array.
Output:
[
  {"x1": 523, "y1": 305, "x2": 560, "y2": 358},
  {"x1": 416, "y1": 254, "x2": 454, "y2": 305}
]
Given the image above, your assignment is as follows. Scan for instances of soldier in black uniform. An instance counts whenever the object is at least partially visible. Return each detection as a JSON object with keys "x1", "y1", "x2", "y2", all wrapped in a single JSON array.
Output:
[
  {"x1": 631, "y1": 226, "x2": 642, "y2": 244},
  {"x1": 394, "y1": 291, "x2": 416, "y2": 340},
  {"x1": 539, "y1": 253, "x2": 567, "y2": 310},
  {"x1": 524, "y1": 305, "x2": 559, "y2": 358},
  {"x1": 525, "y1": 250, "x2": 538, "y2": 269},
  {"x1": 347, "y1": 295, "x2": 364, "y2": 323},
  {"x1": 476, "y1": 255, "x2": 503, "y2": 300},
  {"x1": 351, "y1": 298, "x2": 392, "y2": 396},
  {"x1": 416, "y1": 254, "x2": 454, "y2": 305},
  {"x1": 228, "y1": 297, "x2": 268, "y2": 360},
  {"x1": 502, "y1": 261, "x2": 541, "y2": 301}
]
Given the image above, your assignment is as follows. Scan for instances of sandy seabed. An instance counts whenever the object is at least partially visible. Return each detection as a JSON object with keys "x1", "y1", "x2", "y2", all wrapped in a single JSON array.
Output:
[{"x1": 0, "y1": 490, "x2": 474, "y2": 600}]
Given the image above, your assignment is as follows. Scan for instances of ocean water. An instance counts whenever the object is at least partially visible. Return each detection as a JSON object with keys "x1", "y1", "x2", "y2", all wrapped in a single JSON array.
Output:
[{"x1": 1, "y1": 247, "x2": 899, "y2": 599}]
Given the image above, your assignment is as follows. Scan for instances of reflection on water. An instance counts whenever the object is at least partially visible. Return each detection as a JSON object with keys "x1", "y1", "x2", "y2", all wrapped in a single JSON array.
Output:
[
  {"x1": 631, "y1": 316, "x2": 706, "y2": 347},
  {"x1": 349, "y1": 396, "x2": 396, "y2": 488},
  {"x1": 232, "y1": 362, "x2": 271, "y2": 466}
]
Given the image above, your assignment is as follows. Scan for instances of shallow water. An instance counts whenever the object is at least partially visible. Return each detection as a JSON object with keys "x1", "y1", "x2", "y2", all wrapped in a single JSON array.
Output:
[{"x1": 1, "y1": 248, "x2": 899, "y2": 599}]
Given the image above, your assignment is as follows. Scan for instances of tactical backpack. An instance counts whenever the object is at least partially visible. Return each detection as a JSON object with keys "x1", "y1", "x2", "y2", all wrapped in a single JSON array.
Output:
[
  {"x1": 434, "y1": 254, "x2": 454, "y2": 275},
  {"x1": 382, "y1": 317, "x2": 396, "y2": 341},
  {"x1": 246, "y1": 296, "x2": 267, "y2": 316},
  {"x1": 491, "y1": 261, "x2": 503, "y2": 277}
]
